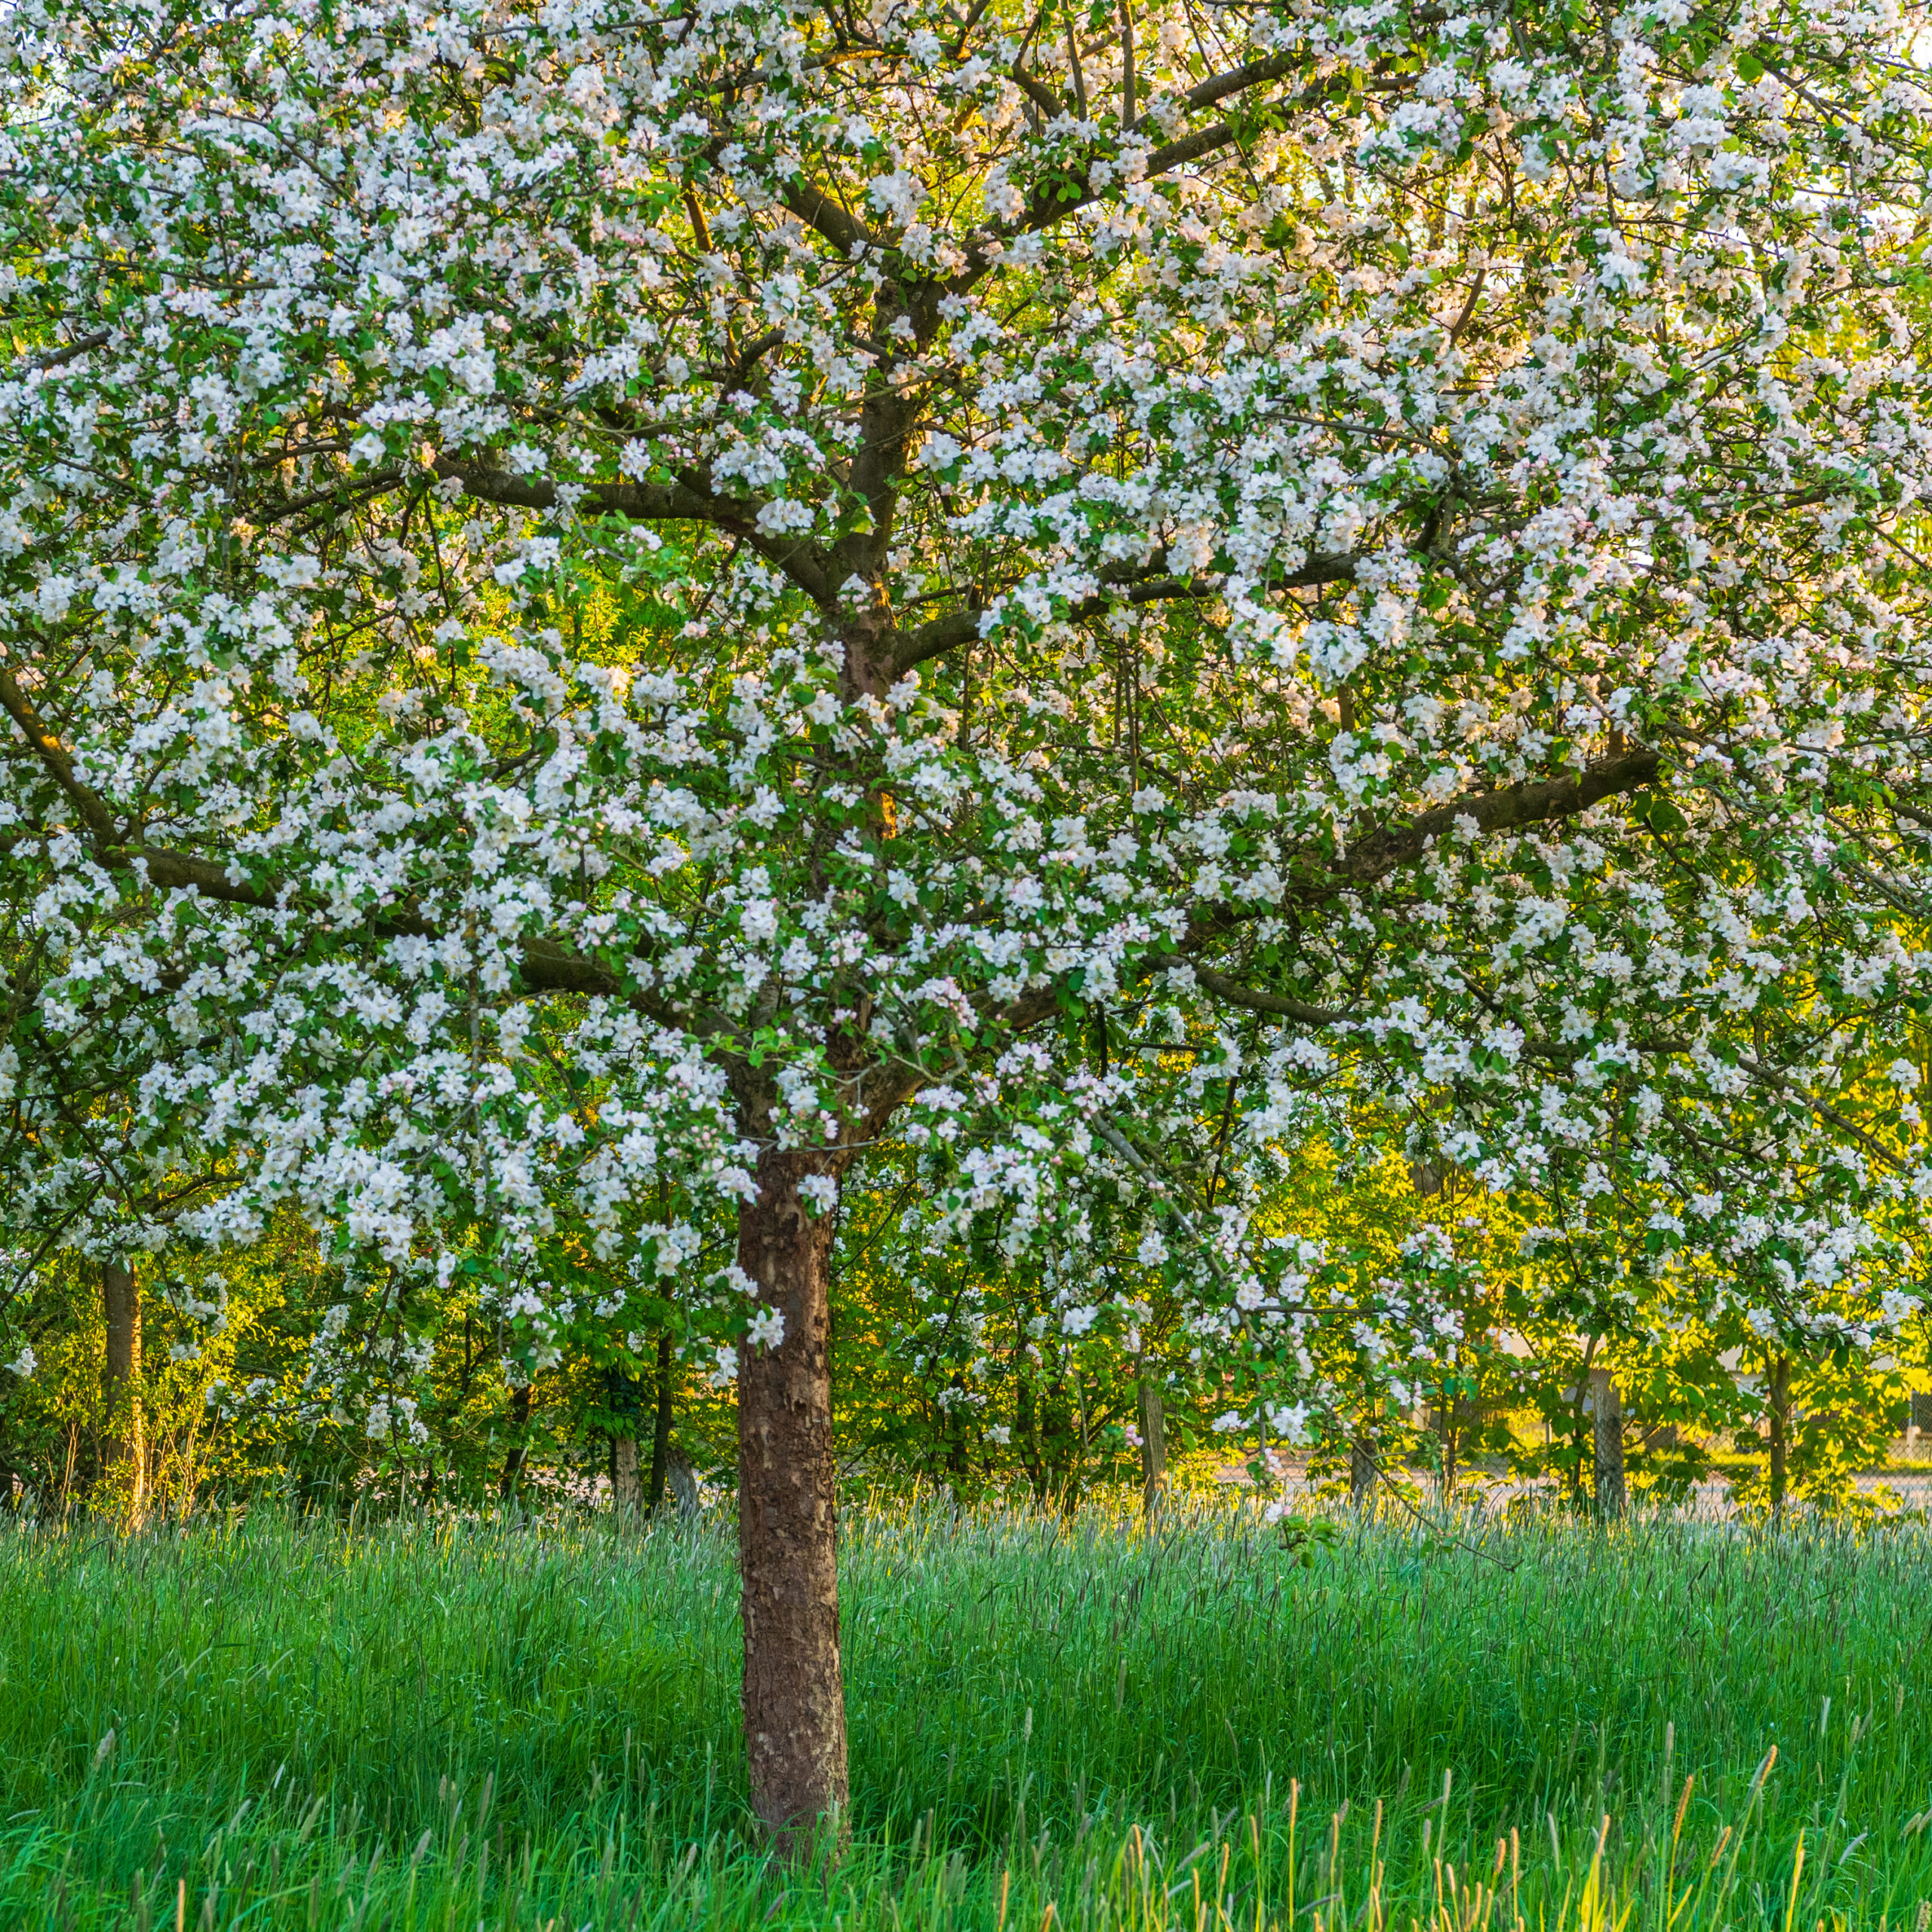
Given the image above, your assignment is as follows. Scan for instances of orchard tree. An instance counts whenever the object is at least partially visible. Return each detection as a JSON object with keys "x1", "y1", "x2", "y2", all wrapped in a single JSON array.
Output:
[{"x1": 5, "y1": 0, "x2": 1932, "y2": 1844}]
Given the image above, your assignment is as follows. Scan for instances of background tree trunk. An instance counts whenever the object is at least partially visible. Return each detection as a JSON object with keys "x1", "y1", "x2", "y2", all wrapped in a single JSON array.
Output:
[
  {"x1": 1040, "y1": 1369, "x2": 1080, "y2": 1507},
  {"x1": 100, "y1": 1260, "x2": 145, "y2": 1522},
  {"x1": 1767, "y1": 1352, "x2": 1791, "y2": 1515},
  {"x1": 666, "y1": 1448, "x2": 700, "y2": 1515},
  {"x1": 499, "y1": 1382, "x2": 533, "y2": 1501},
  {"x1": 1015, "y1": 1331, "x2": 1044, "y2": 1497},
  {"x1": 1135, "y1": 1367, "x2": 1166, "y2": 1520},
  {"x1": 1435, "y1": 1392, "x2": 1460, "y2": 1498},
  {"x1": 1589, "y1": 1366, "x2": 1626, "y2": 1518},
  {"x1": 611, "y1": 1431, "x2": 642, "y2": 1513},
  {"x1": 608, "y1": 1364, "x2": 644, "y2": 1515},
  {"x1": 648, "y1": 1329, "x2": 675, "y2": 1515},
  {"x1": 736, "y1": 1149, "x2": 846, "y2": 1849},
  {"x1": 1568, "y1": 1336, "x2": 1599, "y2": 1511},
  {"x1": 1349, "y1": 1430, "x2": 1377, "y2": 1505}
]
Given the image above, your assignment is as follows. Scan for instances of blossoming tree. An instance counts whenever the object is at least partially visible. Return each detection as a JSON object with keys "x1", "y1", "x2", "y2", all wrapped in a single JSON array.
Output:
[{"x1": 5, "y1": 0, "x2": 1932, "y2": 1841}]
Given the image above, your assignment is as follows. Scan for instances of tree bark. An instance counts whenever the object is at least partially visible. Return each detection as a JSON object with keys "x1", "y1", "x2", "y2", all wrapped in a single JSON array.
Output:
[
  {"x1": 1589, "y1": 1366, "x2": 1626, "y2": 1518},
  {"x1": 1017, "y1": 1354, "x2": 1044, "y2": 1497},
  {"x1": 1568, "y1": 1336, "x2": 1598, "y2": 1511},
  {"x1": 100, "y1": 1260, "x2": 145, "y2": 1521},
  {"x1": 735, "y1": 1149, "x2": 847, "y2": 1849},
  {"x1": 648, "y1": 1328, "x2": 675, "y2": 1515},
  {"x1": 1040, "y1": 1368, "x2": 1080, "y2": 1507},
  {"x1": 500, "y1": 1381, "x2": 533, "y2": 1501},
  {"x1": 1349, "y1": 1430, "x2": 1377, "y2": 1505},
  {"x1": 1767, "y1": 1352, "x2": 1791, "y2": 1516},
  {"x1": 612, "y1": 1430, "x2": 642, "y2": 1514},
  {"x1": 1135, "y1": 1367, "x2": 1167, "y2": 1521},
  {"x1": 1435, "y1": 1392, "x2": 1459, "y2": 1499}
]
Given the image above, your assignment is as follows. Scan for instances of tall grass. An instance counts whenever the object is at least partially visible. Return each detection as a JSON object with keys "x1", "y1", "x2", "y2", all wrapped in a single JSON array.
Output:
[{"x1": 2, "y1": 1499, "x2": 1929, "y2": 1927}]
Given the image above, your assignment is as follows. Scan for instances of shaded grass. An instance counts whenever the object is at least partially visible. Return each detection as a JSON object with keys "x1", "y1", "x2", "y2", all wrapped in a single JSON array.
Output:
[{"x1": 2, "y1": 1499, "x2": 1930, "y2": 1927}]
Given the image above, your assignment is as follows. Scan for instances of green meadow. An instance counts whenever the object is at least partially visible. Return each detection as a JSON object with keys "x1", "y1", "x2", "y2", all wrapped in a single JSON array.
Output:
[{"x1": 2, "y1": 1502, "x2": 1929, "y2": 1930}]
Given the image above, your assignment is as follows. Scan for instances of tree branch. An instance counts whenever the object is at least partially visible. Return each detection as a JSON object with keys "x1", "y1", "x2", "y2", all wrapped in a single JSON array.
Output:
[
  {"x1": 25, "y1": 331, "x2": 110, "y2": 374},
  {"x1": 1151, "y1": 48, "x2": 1300, "y2": 125},
  {"x1": 1190, "y1": 966, "x2": 1352, "y2": 1026},
  {"x1": 435, "y1": 458, "x2": 838, "y2": 605},
  {"x1": 1010, "y1": 60, "x2": 1070, "y2": 122},
  {"x1": 890, "y1": 572, "x2": 1214, "y2": 673},
  {"x1": 1342, "y1": 749, "x2": 1663, "y2": 883},
  {"x1": 891, "y1": 549, "x2": 1358, "y2": 674},
  {"x1": 954, "y1": 61, "x2": 1417, "y2": 274},
  {"x1": 780, "y1": 179, "x2": 875, "y2": 258},
  {"x1": 1171, "y1": 753, "x2": 1663, "y2": 1029},
  {"x1": 0, "y1": 667, "x2": 118, "y2": 844},
  {"x1": 0, "y1": 676, "x2": 644, "y2": 1006},
  {"x1": 257, "y1": 469, "x2": 405, "y2": 528},
  {"x1": 1734, "y1": 1051, "x2": 1905, "y2": 1174}
]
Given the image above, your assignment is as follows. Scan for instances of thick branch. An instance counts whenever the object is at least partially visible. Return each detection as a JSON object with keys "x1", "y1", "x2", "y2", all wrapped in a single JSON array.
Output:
[
  {"x1": 1140, "y1": 14, "x2": 1441, "y2": 128},
  {"x1": 134, "y1": 851, "x2": 625, "y2": 997},
  {"x1": 890, "y1": 574, "x2": 1214, "y2": 674},
  {"x1": 435, "y1": 458, "x2": 837, "y2": 605},
  {"x1": 0, "y1": 668, "x2": 118, "y2": 844},
  {"x1": 779, "y1": 180, "x2": 875, "y2": 257},
  {"x1": 1170, "y1": 753, "x2": 1663, "y2": 1030},
  {"x1": 1734, "y1": 1051, "x2": 1904, "y2": 1174},
  {"x1": 721, "y1": 328, "x2": 788, "y2": 386},
  {"x1": 891, "y1": 549, "x2": 1357, "y2": 674},
  {"x1": 844, "y1": 350, "x2": 925, "y2": 580},
  {"x1": 1191, "y1": 966, "x2": 1352, "y2": 1026},
  {"x1": 993, "y1": 119, "x2": 1244, "y2": 248},
  {"x1": 27, "y1": 331, "x2": 111, "y2": 374},
  {"x1": 1010, "y1": 61, "x2": 1071, "y2": 122},
  {"x1": 137, "y1": 848, "x2": 283, "y2": 906},
  {"x1": 259, "y1": 469, "x2": 405, "y2": 528},
  {"x1": 1342, "y1": 750, "x2": 1663, "y2": 883},
  {"x1": 950, "y1": 62, "x2": 1417, "y2": 279},
  {"x1": 435, "y1": 456, "x2": 696, "y2": 521},
  {"x1": 1158, "y1": 49, "x2": 1299, "y2": 121}
]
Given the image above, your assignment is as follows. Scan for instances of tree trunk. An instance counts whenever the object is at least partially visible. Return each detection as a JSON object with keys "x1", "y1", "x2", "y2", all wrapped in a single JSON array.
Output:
[
  {"x1": 1040, "y1": 1368, "x2": 1079, "y2": 1507},
  {"x1": 648, "y1": 1328, "x2": 675, "y2": 1515},
  {"x1": 100, "y1": 1260, "x2": 145, "y2": 1522},
  {"x1": 1767, "y1": 1352, "x2": 1791, "y2": 1516},
  {"x1": 1016, "y1": 1345, "x2": 1044, "y2": 1497},
  {"x1": 608, "y1": 1365, "x2": 644, "y2": 1515},
  {"x1": 1136, "y1": 1367, "x2": 1167, "y2": 1520},
  {"x1": 1589, "y1": 1366, "x2": 1626, "y2": 1518},
  {"x1": 736, "y1": 1149, "x2": 847, "y2": 1849},
  {"x1": 500, "y1": 1381, "x2": 533, "y2": 1501},
  {"x1": 1568, "y1": 1336, "x2": 1598, "y2": 1511},
  {"x1": 1349, "y1": 1429, "x2": 1377, "y2": 1505},
  {"x1": 612, "y1": 1430, "x2": 642, "y2": 1514},
  {"x1": 944, "y1": 1387, "x2": 972, "y2": 1486}
]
